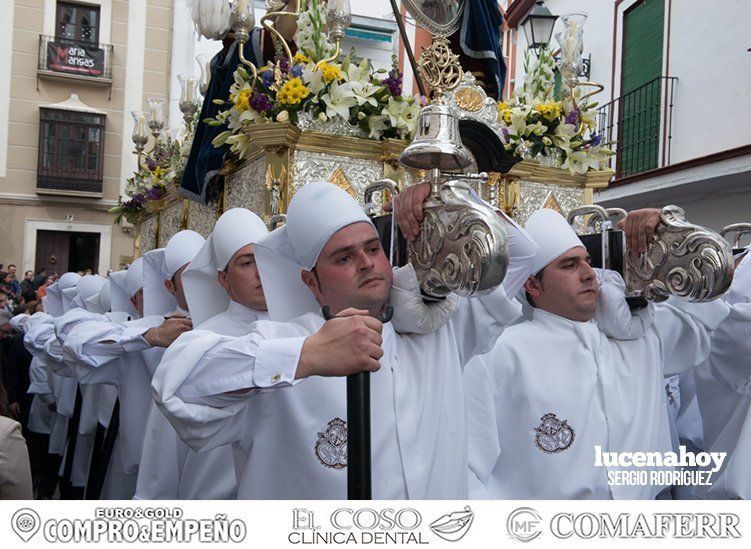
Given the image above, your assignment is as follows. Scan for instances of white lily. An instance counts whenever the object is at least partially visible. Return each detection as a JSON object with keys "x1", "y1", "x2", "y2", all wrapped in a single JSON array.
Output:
[
  {"x1": 321, "y1": 81, "x2": 357, "y2": 121},
  {"x1": 368, "y1": 114, "x2": 389, "y2": 140},
  {"x1": 350, "y1": 80, "x2": 379, "y2": 107},
  {"x1": 301, "y1": 65, "x2": 326, "y2": 96}
]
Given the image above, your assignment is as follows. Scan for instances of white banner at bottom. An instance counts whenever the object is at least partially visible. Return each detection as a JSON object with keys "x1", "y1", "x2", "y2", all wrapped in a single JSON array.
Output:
[{"x1": 1, "y1": 500, "x2": 749, "y2": 548}]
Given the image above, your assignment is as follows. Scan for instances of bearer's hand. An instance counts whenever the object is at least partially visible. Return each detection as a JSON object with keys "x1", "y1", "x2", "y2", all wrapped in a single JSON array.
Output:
[
  {"x1": 144, "y1": 315, "x2": 193, "y2": 348},
  {"x1": 386, "y1": 182, "x2": 431, "y2": 242},
  {"x1": 297, "y1": 308, "x2": 383, "y2": 378},
  {"x1": 9, "y1": 402, "x2": 20, "y2": 418},
  {"x1": 618, "y1": 208, "x2": 662, "y2": 256}
]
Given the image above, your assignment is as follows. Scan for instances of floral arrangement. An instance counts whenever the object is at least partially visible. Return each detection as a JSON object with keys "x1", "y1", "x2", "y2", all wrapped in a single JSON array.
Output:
[
  {"x1": 496, "y1": 46, "x2": 613, "y2": 174},
  {"x1": 208, "y1": 1, "x2": 421, "y2": 159},
  {"x1": 110, "y1": 137, "x2": 184, "y2": 225}
]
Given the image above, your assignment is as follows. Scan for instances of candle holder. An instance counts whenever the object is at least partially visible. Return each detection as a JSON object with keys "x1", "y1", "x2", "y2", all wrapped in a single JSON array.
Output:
[
  {"x1": 196, "y1": 53, "x2": 213, "y2": 96},
  {"x1": 317, "y1": 0, "x2": 351, "y2": 65},
  {"x1": 131, "y1": 110, "x2": 149, "y2": 168},
  {"x1": 555, "y1": 12, "x2": 587, "y2": 94},
  {"x1": 178, "y1": 74, "x2": 199, "y2": 131},
  {"x1": 146, "y1": 98, "x2": 166, "y2": 148},
  {"x1": 230, "y1": 0, "x2": 258, "y2": 85}
]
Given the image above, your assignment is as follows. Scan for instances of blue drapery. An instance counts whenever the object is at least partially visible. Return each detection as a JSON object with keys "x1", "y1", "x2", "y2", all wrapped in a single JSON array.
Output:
[
  {"x1": 180, "y1": 30, "x2": 263, "y2": 203},
  {"x1": 460, "y1": 0, "x2": 506, "y2": 99}
]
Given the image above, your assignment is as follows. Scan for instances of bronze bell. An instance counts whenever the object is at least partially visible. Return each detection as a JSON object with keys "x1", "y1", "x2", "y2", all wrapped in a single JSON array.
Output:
[{"x1": 399, "y1": 104, "x2": 474, "y2": 172}]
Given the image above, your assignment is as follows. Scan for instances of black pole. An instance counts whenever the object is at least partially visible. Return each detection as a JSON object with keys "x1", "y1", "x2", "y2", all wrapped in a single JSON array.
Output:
[
  {"x1": 388, "y1": 0, "x2": 427, "y2": 98},
  {"x1": 322, "y1": 305, "x2": 392, "y2": 500},
  {"x1": 60, "y1": 387, "x2": 83, "y2": 499},
  {"x1": 347, "y1": 372, "x2": 371, "y2": 499},
  {"x1": 85, "y1": 399, "x2": 119, "y2": 500}
]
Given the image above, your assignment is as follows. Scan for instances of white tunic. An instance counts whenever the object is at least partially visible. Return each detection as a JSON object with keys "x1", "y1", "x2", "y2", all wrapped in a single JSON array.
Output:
[
  {"x1": 23, "y1": 313, "x2": 70, "y2": 455},
  {"x1": 135, "y1": 301, "x2": 265, "y2": 500},
  {"x1": 153, "y1": 279, "x2": 523, "y2": 499},
  {"x1": 693, "y1": 253, "x2": 751, "y2": 499},
  {"x1": 62, "y1": 314, "x2": 164, "y2": 481},
  {"x1": 465, "y1": 294, "x2": 729, "y2": 500}
]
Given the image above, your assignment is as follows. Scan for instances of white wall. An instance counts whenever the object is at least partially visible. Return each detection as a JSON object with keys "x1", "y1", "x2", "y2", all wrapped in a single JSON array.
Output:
[
  {"x1": 666, "y1": 0, "x2": 751, "y2": 162},
  {"x1": 516, "y1": 0, "x2": 751, "y2": 167}
]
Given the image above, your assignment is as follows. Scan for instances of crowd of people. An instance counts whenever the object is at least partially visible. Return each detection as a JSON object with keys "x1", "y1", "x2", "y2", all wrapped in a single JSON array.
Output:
[{"x1": 1, "y1": 182, "x2": 750, "y2": 501}]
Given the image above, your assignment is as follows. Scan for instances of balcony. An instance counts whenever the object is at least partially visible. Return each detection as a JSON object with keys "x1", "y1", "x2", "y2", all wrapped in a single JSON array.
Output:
[
  {"x1": 597, "y1": 76, "x2": 678, "y2": 180},
  {"x1": 37, "y1": 34, "x2": 113, "y2": 87}
]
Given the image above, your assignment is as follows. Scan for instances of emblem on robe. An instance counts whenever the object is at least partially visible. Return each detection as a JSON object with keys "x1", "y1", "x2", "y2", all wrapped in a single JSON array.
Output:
[
  {"x1": 534, "y1": 413, "x2": 575, "y2": 454},
  {"x1": 314, "y1": 418, "x2": 348, "y2": 469}
]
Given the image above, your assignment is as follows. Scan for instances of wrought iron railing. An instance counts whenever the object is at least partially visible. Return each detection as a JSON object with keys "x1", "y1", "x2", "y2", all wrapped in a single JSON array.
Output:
[
  {"x1": 597, "y1": 76, "x2": 677, "y2": 178},
  {"x1": 38, "y1": 34, "x2": 113, "y2": 81}
]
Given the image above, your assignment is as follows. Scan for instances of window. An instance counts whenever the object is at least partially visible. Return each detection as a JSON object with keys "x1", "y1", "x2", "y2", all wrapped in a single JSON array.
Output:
[
  {"x1": 37, "y1": 108, "x2": 105, "y2": 193},
  {"x1": 618, "y1": 0, "x2": 665, "y2": 176},
  {"x1": 56, "y1": 1, "x2": 100, "y2": 45}
]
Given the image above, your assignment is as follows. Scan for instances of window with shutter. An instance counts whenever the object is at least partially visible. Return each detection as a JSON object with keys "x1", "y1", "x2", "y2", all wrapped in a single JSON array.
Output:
[{"x1": 619, "y1": 0, "x2": 665, "y2": 176}]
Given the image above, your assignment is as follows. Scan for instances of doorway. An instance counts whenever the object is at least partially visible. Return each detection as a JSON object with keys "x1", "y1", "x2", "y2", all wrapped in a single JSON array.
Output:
[{"x1": 35, "y1": 230, "x2": 100, "y2": 275}]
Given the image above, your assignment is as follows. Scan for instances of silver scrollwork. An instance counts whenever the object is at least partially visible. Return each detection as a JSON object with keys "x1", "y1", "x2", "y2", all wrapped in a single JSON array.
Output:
[
  {"x1": 624, "y1": 205, "x2": 734, "y2": 302},
  {"x1": 409, "y1": 180, "x2": 508, "y2": 298}
]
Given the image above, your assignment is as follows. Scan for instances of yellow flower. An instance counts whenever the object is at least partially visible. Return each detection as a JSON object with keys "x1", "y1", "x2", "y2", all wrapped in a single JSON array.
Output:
[
  {"x1": 232, "y1": 88, "x2": 252, "y2": 112},
  {"x1": 152, "y1": 166, "x2": 164, "y2": 180},
  {"x1": 534, "y1": 101, "x2": 562, "y2": 122},
  {"x1": 292, "y1": 52, "x2": 312, "y2": 65},
  {"x1": 318, "y1": 62, "x2": 343, "y2": 84},
  {"x1": 497, "y1": 101, "x2": 512, "y2": 124},
  {"x1": 278, "y1": 77, "x2": 311, "y2": 106}
]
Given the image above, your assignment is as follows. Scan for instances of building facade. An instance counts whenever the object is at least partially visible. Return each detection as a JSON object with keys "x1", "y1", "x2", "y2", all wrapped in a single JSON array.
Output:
[
  {"x1": 0, "y1": 0, "x2": 175, "y2": 275},
  {"x1": 504, "y1": 0, "x2": 751, "y2": 231},
  {"x1": 0, "y1": 0, "x2": 411, "y2": 274}
]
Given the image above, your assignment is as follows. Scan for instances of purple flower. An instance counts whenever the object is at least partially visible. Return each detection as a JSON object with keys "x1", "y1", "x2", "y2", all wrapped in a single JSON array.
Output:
[
  {"x1": 146, "y1": 186, "x2": 164, "y2": 200},
  {"x1": 589, "y1": 134, "x2": 602, "y2": 147},
  {"x1": 260, "y1": 69, "x2": 274, "y2": 88},
  {"x1": 502, "y1": 128, "x2": 510, "y2": 142},
  {"x1": 279, "y1": 57, "x2": 290, "y2": 74},
  {"x1": 565, "y1": 109, "x2": 580, "y2": 126},
  {"x1": 145, "y1": 157, "x2": 157, "y2": 171},
  {"x1": 383, "y1": 67, "x2": 403, "y2": 96},
  {"x1": 290, "y1": 64, "x2": 303, "y2": 78},
  {"x1": 250, "y1": 91, "x2": 273, "y2": 112},
  {"x1": 132, "y1": 193, "x2": 145, "y2": 206}
]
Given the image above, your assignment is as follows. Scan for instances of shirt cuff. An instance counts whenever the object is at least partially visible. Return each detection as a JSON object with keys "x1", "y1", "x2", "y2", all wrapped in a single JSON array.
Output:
[
  {"x1": 253, "y1": 336, "x2": 306, "y2": 388},
  {"x1": 120, "y1": 327, "x2": 153, "y2": 352}
]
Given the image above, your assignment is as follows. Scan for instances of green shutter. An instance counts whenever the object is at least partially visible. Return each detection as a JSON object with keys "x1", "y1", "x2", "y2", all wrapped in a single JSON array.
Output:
[{"x1": 619, "y1": 0, "x2": 664, "y2": 176}]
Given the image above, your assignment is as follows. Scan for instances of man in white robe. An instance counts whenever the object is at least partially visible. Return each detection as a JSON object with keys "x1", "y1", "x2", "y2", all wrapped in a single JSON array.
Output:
[
  {"x1": 135, "y1": 208, "x2": 270, "y2": 499},
  {"x1": 153, "y1": 180, "x2": 538, "y2": 499},
  {"x1": 464, "y1": 208, "x2": 730, "y2": 500},
  {"x1": 692, "y1": 250, "x2": 751, "y2": 498},
  {"x1": 61, "y1": 231, "x2": 203, "y2": 498}
]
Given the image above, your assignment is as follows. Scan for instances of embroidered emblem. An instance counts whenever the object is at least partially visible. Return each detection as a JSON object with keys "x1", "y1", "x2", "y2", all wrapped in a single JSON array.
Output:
[
  {"x1": 314, "y1": 418, "x2": 348, "y2": 469},
  {"x1": 534, "y1": 413, "x2": 575, "y2": 454},
  {"x1": 665, "y1": 384, "x2": 676, "y2": 405}
]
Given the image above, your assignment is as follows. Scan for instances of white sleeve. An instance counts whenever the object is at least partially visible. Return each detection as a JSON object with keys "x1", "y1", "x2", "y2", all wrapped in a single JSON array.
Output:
[
  {"x1": 62, "y1": 317, "x2": 159, "y2": 369},
  {"x1": 706, "y1": 302, "x2": 751, "y2": 393},
  {"x1": 152, "y1": 327, "x2": 305, "y2": 452},
  {"x1": 593, "y1": 269, "x2": 656, "y2": 340},
  {"x1": 464, "y1": 354, "x2": 501, "y2": 499},
  {"x1": 23, "y1": 315, "x2": 54, "y2": 355},
  {"x1": 652, "y1": 297, "x2": 730, "y2": 377}
]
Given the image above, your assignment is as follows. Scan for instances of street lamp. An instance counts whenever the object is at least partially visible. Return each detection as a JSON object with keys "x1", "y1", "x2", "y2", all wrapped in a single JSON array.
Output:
[{"x1": 520, "y1": 1, "x2": 559, "y2": 52}]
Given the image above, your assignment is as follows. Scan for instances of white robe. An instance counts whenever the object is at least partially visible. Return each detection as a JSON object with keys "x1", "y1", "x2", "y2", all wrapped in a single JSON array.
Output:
[
  {"x1": 693, "y1": 255, "x2": 751, "y2": 499},
  {"x1": 135, "y1": 301, "x2": 265, "y2": 500},
  {"x1": 23, "y1": 314, "x2": 56, "y2": 435},
  {"x1": 23, "y1": 313, "x2": 69, "y2": 455},
  {"x1": 61, "y1": 313, "x2": 165, "y2": 497},
  {"x1": 153, "y1": 273, "x2": 524, "y2": 499},
  {"x1": 464, "y1": 293, "x2": 729, "y2": 500}
]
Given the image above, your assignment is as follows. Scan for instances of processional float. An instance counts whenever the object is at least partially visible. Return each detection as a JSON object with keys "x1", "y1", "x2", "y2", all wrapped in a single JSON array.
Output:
[{"x1": 126, "y1": 0, "x2": 735, "y2": 499}]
